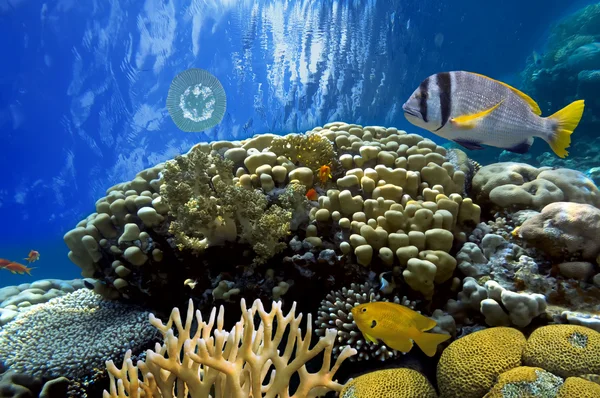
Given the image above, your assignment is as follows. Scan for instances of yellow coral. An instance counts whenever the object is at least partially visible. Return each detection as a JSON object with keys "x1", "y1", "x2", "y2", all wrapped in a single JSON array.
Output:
[
  {"x1": 556, "y1": 377, "x2": 600, "y2": 397},
  {"x1": 339, "y1": 368, "x2": 437, "y2": 398},
  {"x1": 437, "y1": 327, "x2": 526, "y2": 398},
  {"x1": 268, "y1": 132, "x2": 335, "y2": 173},
  {"x1": 483, "y1": 366, "x2": 563, "y2": 398},
  {"x1": 522, "y1": 324, "x2": 600, "y2": 378}
]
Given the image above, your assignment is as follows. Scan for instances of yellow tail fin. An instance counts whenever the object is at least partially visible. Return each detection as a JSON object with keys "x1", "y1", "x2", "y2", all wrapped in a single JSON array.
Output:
[
  {"x1": 413, "y1": 331, "x2": 451, "y2": 357},
  {"x1": 547, "y1": 99, "x2": 585, "y2": 158}
]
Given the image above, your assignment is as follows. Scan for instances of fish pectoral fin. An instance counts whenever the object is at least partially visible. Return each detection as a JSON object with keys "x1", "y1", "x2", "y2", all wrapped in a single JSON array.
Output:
[
  {"x1": 383, "y1": 336, "x2": 414, "y2": 353},
  {"x1": 413, "y1": 331, "x2": 452, "y2": 357},
  {"x1": 450, "y1": 100, "x2": 505, "y2": 129},
  {"x1": 471, "y1": 72, "x2": 542, "y2": 115},
  {"x1": 506, "y1": 137, "x2": 534, "y2": 154},
  {"x1": 452, "y1": 139, "x2": 484, "y2": 151},
  {"x1": 363, "y1": 332, "x2": 380, "y2": 344}
]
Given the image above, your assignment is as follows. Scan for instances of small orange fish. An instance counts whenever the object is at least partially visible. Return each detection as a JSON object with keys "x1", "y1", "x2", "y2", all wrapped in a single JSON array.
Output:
[
  {"x1": 0, "y1": 259, "x2": 10, "y2": 267},
  {"x1": 1, "y1": 262, "x2": 35, "y2": 276},
  {"x1": 351, "y1": 301, "x2": 451, "y2": 357},
  {"x1": 24, "y1": 250, "x2": 40, "y2": 263},
  {"x1": 318, "y1": 165, "x2": 332, "y2": 184},
  {"x1": 306, "y1": 188, "x2": 318, "y2": 201}
]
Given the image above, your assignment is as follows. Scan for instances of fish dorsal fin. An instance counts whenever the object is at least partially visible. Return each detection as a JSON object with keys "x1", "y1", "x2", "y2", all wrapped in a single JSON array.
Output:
[
  {"x1": 391, "y1": 303, "x2": 437, "y2": 331},
  {"x1": 471, "y1": 72, "x2": 542, "y2": 115},
  {"x1": 451, "y1": 100, "x2": 504, "y2": 129}
]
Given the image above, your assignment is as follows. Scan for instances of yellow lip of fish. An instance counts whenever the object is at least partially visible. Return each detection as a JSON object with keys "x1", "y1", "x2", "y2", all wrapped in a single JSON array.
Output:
[{"x1": 351, "y1": 301, "x2": 451, "y2": 357}]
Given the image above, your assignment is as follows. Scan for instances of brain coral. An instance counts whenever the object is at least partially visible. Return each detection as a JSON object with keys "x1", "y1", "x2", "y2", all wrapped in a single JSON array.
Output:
[
  {"x1": 0, "y1": 288, "x2": 156, "y2": 383},
  {"x1": 483, "y1": 366, "x2": 563, "y2": 398},
  {"x1": 522, "y1": 324, "x2": 600, "y2": 378},
  {"x1": 556, "y1": 376, "x2": 600, "y2": 397},
  {"x1": 340, "y1": 368, "x2": 437, "y2": 398},
  {"x1": 437, "y1": 327, "x2": 526, "y2": 398}
]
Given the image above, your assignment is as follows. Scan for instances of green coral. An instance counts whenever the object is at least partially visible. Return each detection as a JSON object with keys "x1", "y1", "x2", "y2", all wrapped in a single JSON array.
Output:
[
  {"x1": 161, "y1": 144, "x2": 291, "y2": 264},
  {"x1": 268, "y1": 132, "x2": 335, "y2": 172}
]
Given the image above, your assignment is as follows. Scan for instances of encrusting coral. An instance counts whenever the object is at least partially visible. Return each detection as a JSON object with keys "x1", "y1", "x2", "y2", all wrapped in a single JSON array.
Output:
[{"x1": 103, "y1": 298, "x2": 356, "y2": 398}]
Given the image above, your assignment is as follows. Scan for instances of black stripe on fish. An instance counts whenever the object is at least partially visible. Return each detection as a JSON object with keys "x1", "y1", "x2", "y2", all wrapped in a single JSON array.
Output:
[
  {"x1": 419, "y1": 77, "x2": 429, "y2": 123},
  {"x1": 435, "y1": 72, "x2": 452, "y2": 131}
]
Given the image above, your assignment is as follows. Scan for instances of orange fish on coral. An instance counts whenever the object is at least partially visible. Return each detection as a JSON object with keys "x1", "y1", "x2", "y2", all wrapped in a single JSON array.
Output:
[
  {"x1": 318, "y1": 165, "x2": 332, "y2": 184},
  {"x1": 0, "y1": 261, "x2": 35, "y2": 276},
  {"x1": 305, "y1": 188, "x2": 318, "y2": 201},
  {"x1": 24, "y1": 250, "x2": 40, "y2": 263},
  {"x1": 351, "y1": 301, "x2": 451, "y2": 357}
]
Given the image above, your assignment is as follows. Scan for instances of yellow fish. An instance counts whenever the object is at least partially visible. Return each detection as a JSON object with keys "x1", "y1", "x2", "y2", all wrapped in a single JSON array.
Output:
[
  {"x1": 403, "y1": 71, "x2": 585, "y2": 158},
  {"x1": 351, "y1": 301, "x2": 451, "y2": 357}
]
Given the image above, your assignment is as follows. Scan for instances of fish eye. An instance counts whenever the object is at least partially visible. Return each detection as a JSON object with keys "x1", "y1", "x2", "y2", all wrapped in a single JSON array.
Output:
[{"x1": 361, "y1": 308, "x2": 367, "y2": 313}]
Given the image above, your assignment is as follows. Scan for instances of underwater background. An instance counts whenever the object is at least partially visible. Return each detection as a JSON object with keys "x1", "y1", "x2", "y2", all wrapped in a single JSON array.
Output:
[
  {"x1": 0, "y1": 0, "x2": 595, "y2": 286},
  {"x1": 2, "y1": 0, "x2": 600, "y2": 397}
]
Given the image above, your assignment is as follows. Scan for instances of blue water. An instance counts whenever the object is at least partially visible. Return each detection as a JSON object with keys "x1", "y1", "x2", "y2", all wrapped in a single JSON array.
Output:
[{"x1": 0, "y1": 0, "x2": 595, "y2": 287}]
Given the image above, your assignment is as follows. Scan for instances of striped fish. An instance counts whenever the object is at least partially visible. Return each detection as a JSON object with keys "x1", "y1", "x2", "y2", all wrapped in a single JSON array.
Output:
[{"x1": 402, "y1": 71, "x2": 585, "y2": 158}]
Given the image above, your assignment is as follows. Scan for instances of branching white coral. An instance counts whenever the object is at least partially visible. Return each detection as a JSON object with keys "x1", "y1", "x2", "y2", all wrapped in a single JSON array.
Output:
[{"x1": 103, "y1": 299, "x2": 356, "y2": 398}]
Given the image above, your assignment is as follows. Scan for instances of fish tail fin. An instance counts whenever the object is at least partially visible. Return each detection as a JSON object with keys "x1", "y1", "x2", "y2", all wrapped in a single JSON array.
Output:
[
  {"x1": 546, "y1": 100, "x2": 585, "y2": 158},
  {"x1": 413, "y1": 331, "x2": 451, "y2": 357}
]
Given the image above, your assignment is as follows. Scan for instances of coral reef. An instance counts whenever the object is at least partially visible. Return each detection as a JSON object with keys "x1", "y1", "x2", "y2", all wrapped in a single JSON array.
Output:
[
  {"x1": 0, "y1": 288, "x2": 157, "y2": 395},
  {"x1": 436, "y1": 327, "x2": 526, "y2": 398},
  {"x1": 339, "y1": 368, "x2": 437, "y2": 398},
  {"x1": 436, "y1": 325, "x2": 600, "y2": 398},
  {"x1": 0, "y1": 371, "x2": 69, "y2": 398},
  {"x1": 520, "y1": 3, "x2": 600, "y2": 135},
  {"x1": 314, "y1": 283, "x2": 418, "y2": 361},
  {"x1": 518, "y1": 202, "x2": 600, "y2": 261},
  {"x1": 472, "y1": 162, "x2": 600, "y2": 211},
  {"x1": 103, "y1": 298, "x2": 355, "y2": 397},
  {"x1": 0, "y1": 278, "x2": 88, "y2": 326},
  {"x1": 61, "y1": 122, "x2": 480, "y2": 321}
]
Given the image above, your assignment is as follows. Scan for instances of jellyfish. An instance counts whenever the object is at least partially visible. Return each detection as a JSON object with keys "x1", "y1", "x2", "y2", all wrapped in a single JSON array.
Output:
[{"x1": 166, "y1": 68, "x2": 226, "y2": 132}]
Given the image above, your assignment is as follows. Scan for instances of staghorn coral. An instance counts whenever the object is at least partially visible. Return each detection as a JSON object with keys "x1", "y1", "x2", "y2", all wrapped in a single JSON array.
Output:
[
  {"x1": 339, "y1": 368, "x2": 437, "y2": 398},
  {"x1": 103, "y1": 298, "x2": 355, "y2": 398},
  {"x1": 315, "y1": 283, "x2": 417, "y2": 362},
  {"x1": 436, "y1": 327, "x2": 526, "y2": 398},
  {"x1": 0, "y1": 289, "x2": 156, "y2": 391},
  {"x1": 522, "y1": 324, "x2": 600, "y2": 378}
]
